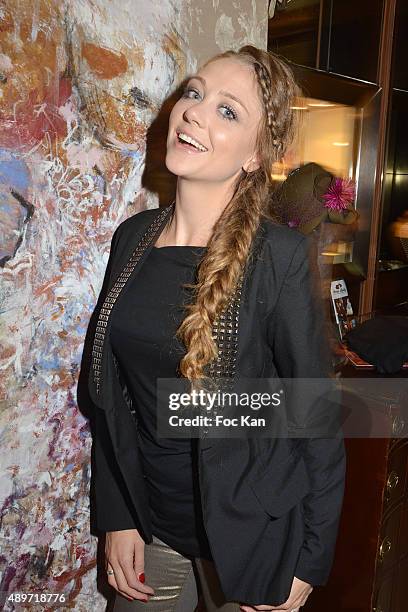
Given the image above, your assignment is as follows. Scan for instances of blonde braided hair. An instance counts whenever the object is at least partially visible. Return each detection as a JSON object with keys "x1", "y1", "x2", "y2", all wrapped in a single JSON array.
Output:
[
  {"x1": 253, "y1": 62, "x2": 274, "y2": 128},
  {"x1": 175, "y1": 46, "x2": 301, "y2": 382}
]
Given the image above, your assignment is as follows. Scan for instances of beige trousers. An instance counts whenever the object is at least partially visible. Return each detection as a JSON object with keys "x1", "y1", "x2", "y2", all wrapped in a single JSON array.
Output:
[
  {"x1": 112, "y1": 535, "x2": 239, "y2": 612},
  {"x1": 112, "y1": 535, "x2": 301, "y2": 612}
]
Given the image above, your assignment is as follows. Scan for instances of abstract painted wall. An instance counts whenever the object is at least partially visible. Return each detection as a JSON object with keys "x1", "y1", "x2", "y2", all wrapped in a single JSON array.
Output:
[{"x1": 0, "y1": 1, "x2": 267, "y2": 609}]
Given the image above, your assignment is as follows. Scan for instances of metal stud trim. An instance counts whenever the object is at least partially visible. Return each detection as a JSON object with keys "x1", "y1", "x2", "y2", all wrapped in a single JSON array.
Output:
[
  {"x1": 207, "y1": 276, "x2": 243, "y2": 382},
  {"x1": 91, "y1": 204, "x2": 174, "y2": 394},
  {"x1": 197, "y1": 274, "x2": 244, "y2": 435}
]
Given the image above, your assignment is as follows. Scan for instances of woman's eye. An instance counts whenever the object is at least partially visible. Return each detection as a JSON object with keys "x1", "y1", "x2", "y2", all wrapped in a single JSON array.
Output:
[
  {"x1": 220, "y1": 105, "x2": 238, "y2": 121},
  {"x1": 181, "y1": 88, "x2": 237, "y2": 121},
  {"x1": 182, "y1": 87, "x2": 200, "y2": 99}
]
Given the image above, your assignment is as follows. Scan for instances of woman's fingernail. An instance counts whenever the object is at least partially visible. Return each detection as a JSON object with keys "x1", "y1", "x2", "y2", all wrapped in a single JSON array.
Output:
[{"x1": 138, "y1": 572, "x2": 145, "y2": 583}]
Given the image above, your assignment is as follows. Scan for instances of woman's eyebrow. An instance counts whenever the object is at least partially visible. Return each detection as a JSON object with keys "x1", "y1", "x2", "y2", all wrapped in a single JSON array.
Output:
[
  {"x1": 187, "y1": 75, "x2": 249, "y2": 115},
  {"x1": 219, "y1": 89, "x2": 249, "y2": 115}
]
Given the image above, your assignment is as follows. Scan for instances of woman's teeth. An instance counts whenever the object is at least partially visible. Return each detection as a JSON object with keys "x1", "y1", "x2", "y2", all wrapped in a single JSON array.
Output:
[{"x1": 177, "y1": 132, "x2": 208, "y2": 152}]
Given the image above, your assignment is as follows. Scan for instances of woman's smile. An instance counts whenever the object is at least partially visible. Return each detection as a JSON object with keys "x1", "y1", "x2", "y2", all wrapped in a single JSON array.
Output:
[{"x1": 174, "y1": 129, "x2": 209, "y2": 154}]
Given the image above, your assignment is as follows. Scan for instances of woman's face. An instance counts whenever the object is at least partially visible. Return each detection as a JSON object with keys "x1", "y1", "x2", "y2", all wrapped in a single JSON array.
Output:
[{"x1": 165, "y1": 57, "x2": 263, "y2": 184}]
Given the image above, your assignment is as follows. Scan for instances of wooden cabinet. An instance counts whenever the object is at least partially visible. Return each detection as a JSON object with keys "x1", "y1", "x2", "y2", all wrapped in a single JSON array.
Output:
[
  {"x1": 375, "y1": 2, "x2": 408, "y2": 311},
  {"x1": 269, "y1": 1, "x2": 407, "y2": 317},
  {"x1": 327, "y1": 0, "x2": 384, "y2": 82},
  {"x1": 372, "y1": 441, "x2": 408, "y2": 611},
  {"x1": 268, "y1": 0, "x2": 321, "y2": 69},
  {"x1": 268, "y1": 0, "x2": 385, "y2": 83},
  {"x1": 302, "y1": 372, "x2": 408, "y2": 612},
  {"x1": 392, "y1": 0, "x2": 408, "y2": 91}
]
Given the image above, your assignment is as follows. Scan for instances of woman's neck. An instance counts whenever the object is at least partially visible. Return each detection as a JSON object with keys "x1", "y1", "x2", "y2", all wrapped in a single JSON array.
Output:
[{"x1": 159, "y1": 178, "x2": 235, "y2": 247}]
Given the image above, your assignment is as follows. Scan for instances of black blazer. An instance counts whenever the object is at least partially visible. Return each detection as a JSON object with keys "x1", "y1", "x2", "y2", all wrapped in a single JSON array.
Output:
[{"x1": 85, "y1": 204, "x2": 346, "y2": 606}]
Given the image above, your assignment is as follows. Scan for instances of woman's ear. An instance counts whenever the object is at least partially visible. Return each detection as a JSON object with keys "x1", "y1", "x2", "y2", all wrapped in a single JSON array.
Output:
[{"x1": 242, "y1": 153, "x2": 261, "y2": 173}]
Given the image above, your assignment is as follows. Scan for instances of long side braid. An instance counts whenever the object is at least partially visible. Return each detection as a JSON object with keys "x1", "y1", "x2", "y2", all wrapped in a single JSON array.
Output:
[{"x1": 176, "y1": 47, "x2": 300, "y2": 382}]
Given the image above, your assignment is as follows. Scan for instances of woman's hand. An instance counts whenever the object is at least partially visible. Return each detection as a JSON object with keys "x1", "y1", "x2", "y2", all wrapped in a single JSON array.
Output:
[
  {"x1": 239, "y1": 576, "x2": 313, "y2": 611},
  {"x1": 105, "y1": 529, "x2": 155, "y2": 602}
]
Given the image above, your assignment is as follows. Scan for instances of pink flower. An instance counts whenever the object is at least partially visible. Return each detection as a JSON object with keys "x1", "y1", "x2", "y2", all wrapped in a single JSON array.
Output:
[
  {"x1": 288, "y1": 218, "x2": 300, "y2": 228},
  {"x1": 323, "y1": 178, "x2": 355, "y2": 211}
]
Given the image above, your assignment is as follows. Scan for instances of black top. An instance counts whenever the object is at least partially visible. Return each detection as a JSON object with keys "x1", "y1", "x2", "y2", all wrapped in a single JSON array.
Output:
[{"x1": 110, "y1": 245, "x2": 213, "y2": 560}]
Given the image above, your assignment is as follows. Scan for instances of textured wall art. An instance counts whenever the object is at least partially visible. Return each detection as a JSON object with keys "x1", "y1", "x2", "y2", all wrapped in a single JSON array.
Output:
[{"x1": 0, "y1": 1, "x2": 267, "y2": 609}]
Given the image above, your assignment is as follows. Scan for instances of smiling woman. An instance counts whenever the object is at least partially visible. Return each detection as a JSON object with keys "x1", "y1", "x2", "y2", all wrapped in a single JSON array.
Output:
[{"x1": 87, "y1": 44, "x2": 345, "y2": 612}]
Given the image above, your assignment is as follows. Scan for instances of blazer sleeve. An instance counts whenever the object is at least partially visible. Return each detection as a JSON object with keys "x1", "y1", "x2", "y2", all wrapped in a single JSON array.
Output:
[
  {"x1": 86, "y1": 223, "x2": 141, "y2": 532},
  {"x1": 92, "y1": 402, "x2": 141, "y2": 531},
  {"x1": 267, "y1": 234, "x2": 346, "y2": 587}
]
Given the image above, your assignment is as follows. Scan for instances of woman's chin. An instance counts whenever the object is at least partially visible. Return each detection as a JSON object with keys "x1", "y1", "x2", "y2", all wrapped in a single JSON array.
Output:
[{"x1": 165, "y1": 155, "x2": 198, "y2": 179}]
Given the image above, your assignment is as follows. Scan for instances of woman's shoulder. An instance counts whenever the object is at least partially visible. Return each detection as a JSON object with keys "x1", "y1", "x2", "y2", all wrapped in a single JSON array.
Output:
[{"x1": 258, "y1": 216, "x2": 307, "y2": 261}]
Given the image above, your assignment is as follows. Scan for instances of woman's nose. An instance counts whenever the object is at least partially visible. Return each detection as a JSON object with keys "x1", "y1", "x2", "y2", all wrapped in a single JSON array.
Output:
[{"x1": 183, "y1": 103, "x2": 205, "y2": 127}]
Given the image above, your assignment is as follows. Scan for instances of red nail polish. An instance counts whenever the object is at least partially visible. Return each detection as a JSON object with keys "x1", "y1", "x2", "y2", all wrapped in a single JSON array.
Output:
[
  {"x1": 141, "y1": 597, "x2": 148, "y2": 603},
  {"x1": 138, "y1": 572, "x2": 145, "y2": 583}
]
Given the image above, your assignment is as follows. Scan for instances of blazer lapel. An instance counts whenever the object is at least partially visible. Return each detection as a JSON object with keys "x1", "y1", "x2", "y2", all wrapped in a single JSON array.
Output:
[{"x1": 91, "y1": 204, "x2": 174, "y2": 400}]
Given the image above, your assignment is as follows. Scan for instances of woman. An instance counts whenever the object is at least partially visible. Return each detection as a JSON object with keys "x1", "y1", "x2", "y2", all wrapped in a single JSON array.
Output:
[{"x1": 86, "y1": 45, "x2": 346, "y2": 612}]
